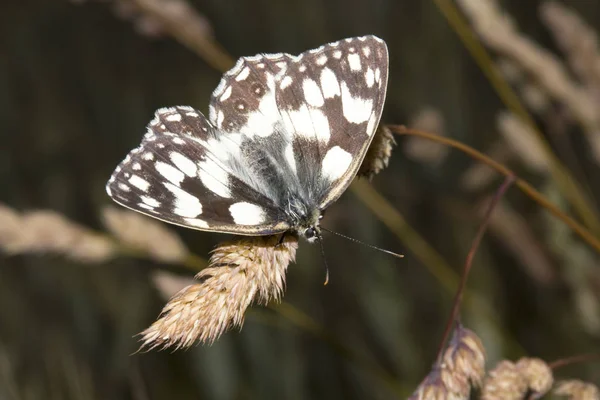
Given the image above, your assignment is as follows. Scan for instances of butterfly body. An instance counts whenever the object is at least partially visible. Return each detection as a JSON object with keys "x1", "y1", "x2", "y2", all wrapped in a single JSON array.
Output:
[{"x1": 106, "y1": 36, "x2": 389, "y2": 242}]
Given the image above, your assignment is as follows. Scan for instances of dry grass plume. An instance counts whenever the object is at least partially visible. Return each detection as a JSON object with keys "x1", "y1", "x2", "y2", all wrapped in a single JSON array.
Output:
[{"x1": 140, "y1": 234, "x2": 298, "y2": 349}]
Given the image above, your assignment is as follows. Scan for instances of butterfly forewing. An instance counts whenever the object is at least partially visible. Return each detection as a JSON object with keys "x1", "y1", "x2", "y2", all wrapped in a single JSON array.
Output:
[
  {"x1": 209, "y1": 35, "x2": 389, "y2": 209},
  {"x1": 107, "y1": 36, "x2": 389, "y2": 236}
]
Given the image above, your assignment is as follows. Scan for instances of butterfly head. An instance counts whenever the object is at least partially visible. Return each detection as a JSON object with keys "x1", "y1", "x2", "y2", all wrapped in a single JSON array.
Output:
[
  {"x1": 296, "y1": 209, "x2": 324, "y2": 243},
  {"x1": 302, "y1": 225, "x2": 321, "y2": 243}
]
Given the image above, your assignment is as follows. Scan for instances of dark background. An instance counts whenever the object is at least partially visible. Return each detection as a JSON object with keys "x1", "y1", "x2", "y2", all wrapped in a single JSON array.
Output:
[{"x1": 1, "y1": 0, "x2": 599, "y2": 399}]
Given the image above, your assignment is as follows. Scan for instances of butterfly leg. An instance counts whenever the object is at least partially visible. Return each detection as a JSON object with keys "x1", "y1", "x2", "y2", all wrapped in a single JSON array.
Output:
[{"x1": 275, "y1": 232, "x2": 287, "y2": 247}]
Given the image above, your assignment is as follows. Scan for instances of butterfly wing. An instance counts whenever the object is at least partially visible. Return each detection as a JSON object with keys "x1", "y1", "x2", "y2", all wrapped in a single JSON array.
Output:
[
  {"x1": 208, "y1": 35, "x2": 389, "y2": 210},
  {"x1": 107, "y1": 36, "x2": 388, "y2": 235},
  {"x1": 106, "y1": 106, "x2": 291, "y2": 235}
]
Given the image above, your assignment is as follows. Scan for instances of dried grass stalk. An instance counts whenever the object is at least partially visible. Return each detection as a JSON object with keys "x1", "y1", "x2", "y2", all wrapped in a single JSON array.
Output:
[
  {"x1": 540, "y1": 2, "x2": 600, "y2": 94},
  {"x1": 481, "y1": 357, "x2": 553, "y2": 399},
  {"x1": 516, "y1": 357, "x2": 554, "y2": 397},
  {"x1": 496, "y1": 111, "x2": 549, "y2": 173},
  {"x1": 457, "y1": 0, "x2": 600, "y2": 159},
  {"x1": 102, "y1": 206, "x2": 189, "y2": 263},
  {"x1": 75, "y1": 0, "x2": 214, "y2": 39},
  {"x1": 496, "y1": 59, "x2": 551, "y2": 114},
  {"x1": 358, "y1": 125, "x2": 396, "y2": 180},
  {"x1": 486, "y1": 201, "x2": 555, "y2": 284},
  {"x1": 0, "y1": 203, "x2": 116, "y2": 263},
  {"x1": 555, "y1": 380, "x2": 600, "y2": 400},
  {"x1": 409, "y1": 325, "x2": 485, "y2": 400},
  {"x1": 481, "y1": 360, "x2": 527, "y2": 400},
  {"x1": 151, "y1": 270, "x2": 196, "y2": 300},
  {"x1": 459, "y1": 141, "x2": 513, "y2": 191},
  {"x1": 403, "y1": 107, "x2": 449, "y2": 165},
  {"x1": 140, "y1": 234, "x2": 298, "y2": 349}
]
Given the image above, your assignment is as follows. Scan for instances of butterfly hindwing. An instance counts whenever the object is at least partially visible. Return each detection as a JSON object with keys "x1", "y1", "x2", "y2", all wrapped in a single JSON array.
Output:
[{"x1": 106, "y1": 106, "x2": 290, "y2": 235}]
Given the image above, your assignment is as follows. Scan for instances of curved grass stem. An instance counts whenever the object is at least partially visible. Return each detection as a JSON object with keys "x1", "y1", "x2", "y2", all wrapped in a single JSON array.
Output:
[
  {"x1": 390, "y1": 125, "x2": 600, "y2": 255},
  {"x1": 435, "y1": 176, "x2": 515, "y2": 365},
  {"x1": 432, "y1": 0, "x2": 600, "y2": 236}
]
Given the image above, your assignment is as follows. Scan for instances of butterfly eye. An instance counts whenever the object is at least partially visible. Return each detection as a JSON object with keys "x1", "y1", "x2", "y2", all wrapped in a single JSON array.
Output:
[{"x1": 304, "y1": 227, "x2": 317, "y2": 239}]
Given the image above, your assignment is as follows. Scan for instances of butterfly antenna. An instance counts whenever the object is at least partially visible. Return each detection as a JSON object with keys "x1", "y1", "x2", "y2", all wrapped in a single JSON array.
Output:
[
  {"x1": 316, "y1": 233, "x2": 330, "y2": 285},
  {"x1": 320, "y1": 227, "x2": 404, "y2": 259}
]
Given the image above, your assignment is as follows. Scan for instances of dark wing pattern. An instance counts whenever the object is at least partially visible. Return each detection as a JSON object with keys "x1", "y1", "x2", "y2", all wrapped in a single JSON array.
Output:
[
  {"x1": 106, "y1": 106, "x2": 290, "y2": 235},
  {"x1": 106, "y1": 36, "x2": 388, "y2": 235},
  {"x1": 208, "y1": 35, "x2": 389, "y2": 210}
]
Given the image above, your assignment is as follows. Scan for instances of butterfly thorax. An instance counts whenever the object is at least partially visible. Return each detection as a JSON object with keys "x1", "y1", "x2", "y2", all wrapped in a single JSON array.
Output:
[{"x1": 284, "y1": 196, "x2": 322, "y2": 242}]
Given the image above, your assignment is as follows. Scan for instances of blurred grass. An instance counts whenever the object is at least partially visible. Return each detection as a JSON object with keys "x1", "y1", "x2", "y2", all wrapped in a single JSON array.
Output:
[
  {"x1": 433, "y1": 0, "x2": 600, "y2": 236},
  {"x1": 1, "y1": 0, "x2": 600, "y2": 399}
]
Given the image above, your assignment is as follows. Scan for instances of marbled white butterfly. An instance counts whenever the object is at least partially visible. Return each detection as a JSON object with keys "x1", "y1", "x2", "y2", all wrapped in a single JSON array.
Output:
[{"x1": 106, "y1": 36, "x2": 389, "y2": 242}]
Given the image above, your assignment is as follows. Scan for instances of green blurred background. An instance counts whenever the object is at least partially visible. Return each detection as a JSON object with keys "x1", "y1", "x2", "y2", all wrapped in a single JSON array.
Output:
[{"x1": 1, "y1": 0, "x2": 599, "y2": 399}]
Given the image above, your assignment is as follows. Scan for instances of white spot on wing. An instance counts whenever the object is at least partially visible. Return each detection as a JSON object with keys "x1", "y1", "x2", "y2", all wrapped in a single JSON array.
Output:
[
  {"x1": 366, "y1": 112, "x2": 378, "y2": 136},
  {"x1": 365, "y1": 68, "x2": 375, "y2": 87},
  {"x1": 198, "y1": 159, "x2": 231, "y2": 198},
  {"x1": 220, "y1": 85, "x2": 232, "y2": 101},
  {"x1": 280, "y1": 76, "x2": 293, "y2": 89},
  {"x1": 170, "y1": 152, "x2": 197, "y2": 177},
  {"x1": 199, "y1": 134, "x2": 242, "y2": 161},
  {"x1": 155, "y1": 161, "x2": 185, "y2": 185},
  {"x1": 341, "y1": 82, "x2": 373, "y2": 124},
  {"x1": 140, "y1": 196, "x2": 160, "y2": 208},
  {"x1": 282, "y1": 105, "x2": 330, "y2": 143},
  {"x1": 184, "y1": 218, "x2": 209, "y2": 228},
  {"x1": 333, "y1": 50, "x2": 342, "y2": 59},
  {"x1": 285, "y1": 143, "x2": 297, "y2": 174},
  {"x1": 321, "y1": 146, "x2": 352, "y2": 181},
  {"x1": 166, "y1": 113, "x2": 182, "y2": 122},
  {"x1": 229, "y1": 202, "x2": 266, "y2": 225},
  {"x1": 235, "y1": 67, "x2": 250, "y2": 81},
  {"x1": 320, "y1": 68, "x2": 340, "y2": 99},
  {"x1": 363, "y1": 46, "x2": 371, "y2": 57},
  {"x1": 236, "y1": 73, "x2": 279, "y2": 138},
  {"x1": 347, "y1": 53, "x2": 361, "y2": 71},
  {"x1": 129, "y1": 175, "x2": 150, "y2": 191},
  {"x1": 117, "y1": 183, "x2": 130, "y2": 192},
  {"x1": 316, "y1": 55, "x2": 327, "y2": 65},
  {"x1": 303, "y1": 78, "x2": 324, "y2": 107},
  {"x1": 138, "y1": 203, "x2": 154, "y2": 211},
  {"x1": 163, "y1": 182, "x2": 203, "y2": 217},
  {"x1": 142, "y1": 152, "x2": 154, "y2": 161}
]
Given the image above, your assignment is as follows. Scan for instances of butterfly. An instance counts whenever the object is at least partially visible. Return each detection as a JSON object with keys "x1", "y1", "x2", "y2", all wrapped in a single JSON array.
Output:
[{"x1": 106, "y1": 35, "x2": 389, "y2": 243}]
